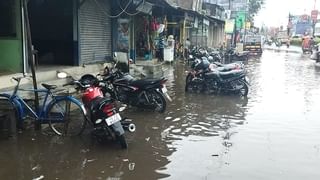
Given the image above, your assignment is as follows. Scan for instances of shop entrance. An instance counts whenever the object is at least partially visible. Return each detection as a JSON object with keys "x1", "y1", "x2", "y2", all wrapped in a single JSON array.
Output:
[
  {"x1": 28, "y1": 0, "x2": 76, "y2": 66},
  {"x1": 135, "y1": 15, "x2": 151, "y2": 60}
]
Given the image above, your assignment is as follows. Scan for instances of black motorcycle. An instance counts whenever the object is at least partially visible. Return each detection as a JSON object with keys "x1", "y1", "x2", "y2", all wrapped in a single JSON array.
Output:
[
  {"x1": 185, "y1": 58, "x2": 249, "y2": 96},
  {"x1": 101, "y1": 66, "x2": 171, "y2": 113},
  {"x1": 225, "y1": 48, "x2": 249, "y2": 62}
]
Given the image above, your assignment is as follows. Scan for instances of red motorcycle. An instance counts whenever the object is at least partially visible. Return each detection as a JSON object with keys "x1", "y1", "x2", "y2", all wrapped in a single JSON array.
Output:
[{"x1": 64, "y1": 75, "x2": 135, "y2": 149}]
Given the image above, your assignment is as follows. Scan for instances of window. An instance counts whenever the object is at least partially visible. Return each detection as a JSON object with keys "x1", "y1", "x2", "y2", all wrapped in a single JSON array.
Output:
[{"x1": 0, "y1": 0, "x2": 16, "y2": 37}]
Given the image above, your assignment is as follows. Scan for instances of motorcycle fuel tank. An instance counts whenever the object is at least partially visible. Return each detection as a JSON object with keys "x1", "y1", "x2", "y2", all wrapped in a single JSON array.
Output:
[{"x1": 82, "y1": 87, "x2": 104, "y2": 105}]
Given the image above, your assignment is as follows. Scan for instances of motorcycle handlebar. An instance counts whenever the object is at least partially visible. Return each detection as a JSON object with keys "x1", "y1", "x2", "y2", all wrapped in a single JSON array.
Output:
[{"x1": 63, "y1": 80, "x2": 89, "y2": 89}]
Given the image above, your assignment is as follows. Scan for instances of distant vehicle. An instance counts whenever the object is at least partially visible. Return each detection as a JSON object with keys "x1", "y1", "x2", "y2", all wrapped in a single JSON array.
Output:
[
  {"x1": 244, "y1": 35, "x2": 263, "y2": 55},
  {"x1": 276, "y1": 31, "x2": 289, "y2": 44},
  {"x1": 295, "y1": 22, "x2": 312, "y2": 37},
  {"x1": 314, "y1": 23, "x2": 320, "y2": 37}
]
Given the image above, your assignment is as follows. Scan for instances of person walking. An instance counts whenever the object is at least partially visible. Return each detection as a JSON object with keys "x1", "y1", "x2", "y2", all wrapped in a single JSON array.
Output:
[
  {"x1": 184, "y1": 38, "x2": 191, "y2": 60},
  {"x1": 158, "y1": 34, "x2": 165, "y2": 62}
]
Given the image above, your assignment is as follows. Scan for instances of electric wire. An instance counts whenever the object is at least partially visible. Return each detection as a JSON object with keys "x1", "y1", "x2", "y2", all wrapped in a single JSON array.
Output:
[
  {"x1": 117, "y1": 0, "x2": 145, "y2": 16},
  {"x1": 92, "y1": 0, "x2": 131, "y2": 18}
]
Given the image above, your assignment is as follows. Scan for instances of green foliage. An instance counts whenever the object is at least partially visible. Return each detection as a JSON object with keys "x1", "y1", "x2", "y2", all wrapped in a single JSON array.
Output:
[
  {"x1": 248, "y1": 0, "x2": 264, "y2": 23},
  {"x1": 290, "y1": 37, "x2": 320, "y2": 46},
  {"x1": 290, "y1": 38, "x2": 302, "y2": 46}
]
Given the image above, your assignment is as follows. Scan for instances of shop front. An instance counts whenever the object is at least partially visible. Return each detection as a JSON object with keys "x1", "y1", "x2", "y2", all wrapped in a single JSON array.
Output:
[
  {"x1": 112, "y1": 1, "x2": 169, "y2": 63},
  {"x1": 134, "y1": 15, "x2": 167, "y2": 61}
]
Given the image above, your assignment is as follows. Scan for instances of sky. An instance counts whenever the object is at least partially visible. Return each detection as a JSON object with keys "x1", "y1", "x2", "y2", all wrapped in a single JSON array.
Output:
[{"x1": 254, "y1": 0, "x2": 320, "y2": 27}]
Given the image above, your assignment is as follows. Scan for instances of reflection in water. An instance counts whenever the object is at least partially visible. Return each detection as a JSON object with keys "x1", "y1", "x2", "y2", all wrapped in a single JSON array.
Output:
[
  {"x1": 157, "y1": 62, "x2": 250, "y2": 179},
  {"x1": 2, "y1": 51, "x2": 320, "y2": 180}
]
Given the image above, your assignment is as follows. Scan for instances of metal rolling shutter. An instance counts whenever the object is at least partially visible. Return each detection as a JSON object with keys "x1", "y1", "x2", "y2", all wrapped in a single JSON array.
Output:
[{"x1": 79, "y1": 0, "x2": 111, "y2": 64}]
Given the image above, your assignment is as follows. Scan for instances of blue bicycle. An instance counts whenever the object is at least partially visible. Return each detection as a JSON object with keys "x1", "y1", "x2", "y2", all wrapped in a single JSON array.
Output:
[{"x1": 0, "y1": 76, "x2": 88, "y2": 136}]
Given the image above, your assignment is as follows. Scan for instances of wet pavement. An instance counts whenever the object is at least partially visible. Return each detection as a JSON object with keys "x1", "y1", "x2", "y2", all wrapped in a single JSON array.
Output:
[{"x1": 1, "y1": 50, "x2": 320, "y2": 180}]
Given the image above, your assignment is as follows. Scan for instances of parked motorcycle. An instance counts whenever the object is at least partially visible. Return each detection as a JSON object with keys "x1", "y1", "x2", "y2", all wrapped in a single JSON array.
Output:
[
  {"x1": 63, "y1": 75, "x2": 135, "y2": 149},
  {"x1": 225, "y1": 48, "x2": 249, "y2": 62},
  {"x1": 185, "y1": 58, "x2": 249, "y2": 96},
  {"x1": 310, "y1": 44, "x2": 320, "y2": 63},
  {"x1": 100, "y1": 64, "x2": 172, "y2": 113}
]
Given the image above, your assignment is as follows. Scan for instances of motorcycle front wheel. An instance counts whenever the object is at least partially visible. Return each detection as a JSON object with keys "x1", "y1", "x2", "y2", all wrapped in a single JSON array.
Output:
[
  {"x1": 238, "y1": 81, "x2": 249, "y2": 97},
  {"x1": 148, "y1": 90, "x2": 166, "y2": 113},
  {"x1": 185, "y1": 74, "x2": 192, "y2": 92}
]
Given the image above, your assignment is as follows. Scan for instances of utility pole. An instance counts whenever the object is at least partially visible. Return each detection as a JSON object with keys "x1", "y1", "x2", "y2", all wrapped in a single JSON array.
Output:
[{"x1": 23, "y1": 0, "x2": 40, "y2": 130}]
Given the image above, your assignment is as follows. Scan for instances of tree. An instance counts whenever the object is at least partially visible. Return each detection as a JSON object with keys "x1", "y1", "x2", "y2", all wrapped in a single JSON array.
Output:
[{"x1": 247, "y1": 0, "x2": 264, "y2": 23}]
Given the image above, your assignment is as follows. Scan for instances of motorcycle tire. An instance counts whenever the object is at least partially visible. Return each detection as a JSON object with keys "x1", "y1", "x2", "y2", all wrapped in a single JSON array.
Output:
[
  {"x1": 117, "y1": 134, "x2": 128, "y2": 149},
  {"x1": 149, "y1": 90, "x2": 166, "y2": 113},
  {"x1": 239, "y1": 81, "x2": 249, "y2": 97},
  {"x1": 185, "y1": 74, "x2": 192, "y2": 92}
]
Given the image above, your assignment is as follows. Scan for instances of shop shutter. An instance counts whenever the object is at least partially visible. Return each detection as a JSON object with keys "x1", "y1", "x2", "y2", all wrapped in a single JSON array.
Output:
[{"x1": 79, "y1": 0, "x2": 111, "y2": 64}]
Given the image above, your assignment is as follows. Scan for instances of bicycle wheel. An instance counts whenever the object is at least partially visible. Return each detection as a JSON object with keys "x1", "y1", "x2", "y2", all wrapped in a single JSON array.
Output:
[
  {"x1": 46, "y1": 98, "x2": 87, "y2": 136},
  {"x1": 0, "y1": 94, "x2": 19, "y2": 132}
]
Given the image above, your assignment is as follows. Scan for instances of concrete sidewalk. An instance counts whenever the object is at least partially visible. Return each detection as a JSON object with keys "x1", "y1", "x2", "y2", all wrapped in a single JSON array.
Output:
[
  {"x1": 0, "y1": 63, "x2": 108, "y2": 92},
  {"x1": 0, "y1": 60, "x2": 166, "y2": 92},
  {"x1": 263, "y1": 45, "x2": 302, "y2": 53}
]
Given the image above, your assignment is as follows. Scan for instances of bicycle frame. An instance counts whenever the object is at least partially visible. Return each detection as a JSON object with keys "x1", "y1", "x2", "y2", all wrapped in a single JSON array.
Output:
[
  {"x1": 1, "y1": 87, "x2": 54, "y2": 123},
  {"x1": 0, "y1": 77, "x2": 86, "y2": 124}
]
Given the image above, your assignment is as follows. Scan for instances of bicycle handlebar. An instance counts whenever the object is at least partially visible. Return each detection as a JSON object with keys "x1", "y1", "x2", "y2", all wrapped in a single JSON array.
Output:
[{"x1": 12, "y1": 75, "x2": 32, "y2": 82}]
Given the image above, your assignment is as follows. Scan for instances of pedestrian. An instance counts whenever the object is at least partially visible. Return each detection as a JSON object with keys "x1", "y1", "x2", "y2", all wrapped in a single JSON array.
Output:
[
  {"x1": 309, "y1": 37, "x2": 315, "y2": 48},
  {"x1": 286, "y1": 37, "x2": 290, "y2": 48},
  {"x1": 158, "y1": 33, "x2": 165, "y2": 62},
  {"x1": 184, "y1": 38, "x2": 191, "y2": 59}
]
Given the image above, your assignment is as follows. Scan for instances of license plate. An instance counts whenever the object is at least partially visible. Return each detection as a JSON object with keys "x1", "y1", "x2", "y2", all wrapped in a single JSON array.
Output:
[
  {"x1": 162, "y1": 86, "x2": 168, "y2": 93},
  {"x1": 105, "y1": 113, "x2": 121, "y2": 126}
]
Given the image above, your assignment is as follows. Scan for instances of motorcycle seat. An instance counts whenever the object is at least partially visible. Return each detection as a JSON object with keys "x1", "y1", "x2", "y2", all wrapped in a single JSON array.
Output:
[
  {"x1": 205, "y1": 71, "x2": 220, "y2": 78},
  {"x1": 42, "y1": 83, "x2": 57, "y2": 90},
  {"x1": 129, "y1": 77, "x2": 165, "y2": 87},
  {"x1": 219, "y1": 69, "x2": 244, "y2": 79},
  {"x1": 88, "y1": 96, "x2": 113, "y2": 112}
]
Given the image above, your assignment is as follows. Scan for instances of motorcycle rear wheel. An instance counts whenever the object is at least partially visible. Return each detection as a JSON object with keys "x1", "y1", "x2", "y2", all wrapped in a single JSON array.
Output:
[{"x1": 117, "y1": 134, "x2": 128, "y2": 149}]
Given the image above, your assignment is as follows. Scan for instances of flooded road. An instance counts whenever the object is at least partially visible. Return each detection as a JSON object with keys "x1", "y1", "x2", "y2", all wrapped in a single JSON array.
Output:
[{"x1": 1, "y1": 50, "x2": 320, "y2": 180}]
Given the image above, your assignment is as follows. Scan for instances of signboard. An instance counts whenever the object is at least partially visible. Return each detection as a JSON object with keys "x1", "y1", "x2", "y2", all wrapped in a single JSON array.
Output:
[
  {"x1": 311, "y1": 10, "x2": 318, "y2": 21},
  {"x1": 236, "y1": 11, "x2": 246, "y2": 29},
  {"x1": 295, "y1": 23, "x2": 312, "y2": 35},
  {"x1": 136, "y1": 2, "x2": 153, "y2": 15},
  {"x1": 225, "y1": 19, "x2": 235, "y2": 34},
  {"x1": 246, "y1": 22, "x2": 251, "y2": 29}
]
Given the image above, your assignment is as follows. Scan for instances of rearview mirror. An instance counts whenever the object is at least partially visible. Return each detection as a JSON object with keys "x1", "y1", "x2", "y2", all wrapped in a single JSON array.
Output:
[{"x1": 119, "y1": 104, "x2": 127, "y2": 112}]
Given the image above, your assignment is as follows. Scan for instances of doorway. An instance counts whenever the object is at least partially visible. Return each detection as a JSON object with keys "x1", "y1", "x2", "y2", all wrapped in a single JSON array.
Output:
[{"x1": 28, "y1": 0, "x2": 76, "y2": 66}]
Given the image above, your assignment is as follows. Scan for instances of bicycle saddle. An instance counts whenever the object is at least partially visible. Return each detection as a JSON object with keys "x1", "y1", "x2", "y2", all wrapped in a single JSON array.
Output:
[{"x1": 42, "y1": 83, "x2": 57, "y2": 90}]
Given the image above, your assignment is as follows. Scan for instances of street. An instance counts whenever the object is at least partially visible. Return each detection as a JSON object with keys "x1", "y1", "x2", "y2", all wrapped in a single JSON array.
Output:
[{"x1": 1, "y1": 50, "x2": 320, "y2": 180}]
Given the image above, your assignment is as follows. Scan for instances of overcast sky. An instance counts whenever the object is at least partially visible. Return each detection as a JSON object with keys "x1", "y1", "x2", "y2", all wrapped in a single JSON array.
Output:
[{"x1": 254, "y1": 0, "x2": 319, "y2": 27}]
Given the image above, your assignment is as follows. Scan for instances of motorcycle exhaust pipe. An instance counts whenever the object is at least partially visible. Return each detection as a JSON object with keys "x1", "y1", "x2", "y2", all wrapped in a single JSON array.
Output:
[
  {"x1": 121, "y1": 120, "x2": 136, "y2": 132},
  {"x1": 127, "y1": 123, "x2": 136, "y2": 132}
]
